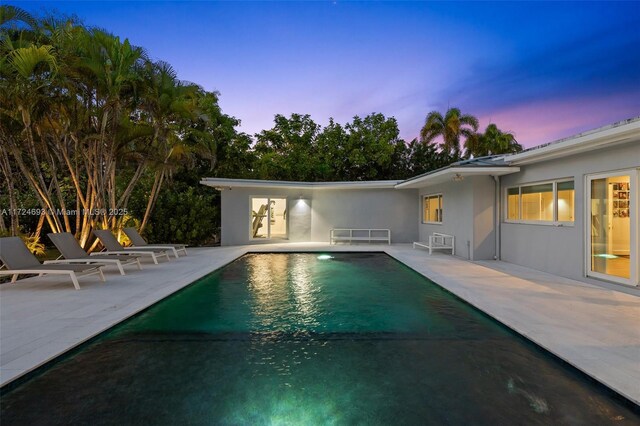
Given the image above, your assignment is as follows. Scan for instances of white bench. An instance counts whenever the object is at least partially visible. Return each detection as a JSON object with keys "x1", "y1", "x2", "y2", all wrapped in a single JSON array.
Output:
[
  {"x1": 413, "y1": 233, "x2": 455, "y2": 255},
  {"x1": 330, "y1": 229, "x2": 391, "y2": 245}
]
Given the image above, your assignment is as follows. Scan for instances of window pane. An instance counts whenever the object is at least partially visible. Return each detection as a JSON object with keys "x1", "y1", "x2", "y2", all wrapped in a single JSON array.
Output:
[
  {"x1": 428, "y1": 196, "x2": 437, "y2": 222},
  {"x1": 590, "y1": 176, "x2": 630, "y2": 279},
  {"x1": 557, "y1": 181, "x2": 575, "y2": 222},
  {"x1": 521, "y1": 183, "x2": 553, "y2": 221},
  {"x1": 521, "y1": 183, "x2": 553, "y2": 194},
  {"x1": 422, "y1": 197, "x2": 428, "y2": 222},
  {"x1": 423, "y1": 195, "x2": 442, "y2": 223},
  {"x1": 251, "y1": 198, "x2": 269, "y2": 238},
  {"x1": 507, "y1": 187, "x2": 519, "y2": 220},
  {"x1": 269, "y1": 198, "x2": 287, "y2": 239},
  {"x1": 557, "y1": 181, "x2": 574, "y2": 191}
]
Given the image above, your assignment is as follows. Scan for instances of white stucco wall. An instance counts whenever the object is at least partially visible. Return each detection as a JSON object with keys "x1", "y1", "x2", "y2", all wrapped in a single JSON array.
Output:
[
  {"x1": 499, "y1": 141, "x2": 640, "y2": 282},
  {"x1": 310, "y1": 189, "x2": 418, "y2": 243},
  {"x1": 418, "y1": 176, "x2": 496, "y2": 261},
  {"x1": 220, "y1": 187, "x2": 419, "y2": 246}
]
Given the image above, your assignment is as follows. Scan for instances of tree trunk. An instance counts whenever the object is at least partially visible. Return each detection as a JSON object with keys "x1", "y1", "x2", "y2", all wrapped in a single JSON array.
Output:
[
  {"x1": 139, "y1": 169, "x2": 164, "y2": 233},
  {"x1": 0, "y1": 146, "x2": 20, "y2": 236}
]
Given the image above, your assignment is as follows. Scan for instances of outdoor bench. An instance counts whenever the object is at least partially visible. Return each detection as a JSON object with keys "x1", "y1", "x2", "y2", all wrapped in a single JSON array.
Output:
[
  {"x1": 330, "y1": 229, "x2": 391, "y2": 245},
  {"x1": 413, "y1": 232, "x2": 455, "y2": 255}
]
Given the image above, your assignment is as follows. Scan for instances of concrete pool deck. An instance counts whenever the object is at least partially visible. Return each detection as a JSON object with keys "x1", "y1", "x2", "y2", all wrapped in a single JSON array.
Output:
[{"x1": 1, "y1": 243, "x2": 638, "y2": 406}]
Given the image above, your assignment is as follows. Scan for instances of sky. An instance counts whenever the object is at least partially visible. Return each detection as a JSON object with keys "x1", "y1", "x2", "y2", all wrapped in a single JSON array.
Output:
[{"x1": 12, "y1": 1, "x2": 640, "y2": 148}]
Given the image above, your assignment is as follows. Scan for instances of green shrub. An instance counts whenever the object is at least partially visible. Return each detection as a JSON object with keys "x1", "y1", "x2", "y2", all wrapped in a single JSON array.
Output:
[{"x1": 144, "y1": 186, "x2": 219, "y2": 246}]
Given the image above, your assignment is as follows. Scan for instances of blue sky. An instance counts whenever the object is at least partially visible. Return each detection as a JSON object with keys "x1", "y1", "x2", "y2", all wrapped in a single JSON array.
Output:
[{"x1": 13, "y1": 1, "x2": 640, "y2": 147}]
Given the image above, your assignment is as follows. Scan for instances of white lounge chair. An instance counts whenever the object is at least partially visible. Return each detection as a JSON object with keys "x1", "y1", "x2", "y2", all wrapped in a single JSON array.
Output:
[
  {"x1": 48, "y1": 232, "x2": 142, "y2": 276},
  {"x1": 0, "y1": 237, "x2": 105, "y2": 290},
  {"x1": 122, "y1": 227, "x2": 187, "y2": 259},
  {"x1": 93, "y1": 230, "x2": 170, "y2": 264}
]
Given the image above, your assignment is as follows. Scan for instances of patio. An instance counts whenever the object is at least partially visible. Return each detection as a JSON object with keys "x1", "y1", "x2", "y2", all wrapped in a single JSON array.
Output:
[{"x1": 1, "y1": 243, "x2": 638, "y2": 406}]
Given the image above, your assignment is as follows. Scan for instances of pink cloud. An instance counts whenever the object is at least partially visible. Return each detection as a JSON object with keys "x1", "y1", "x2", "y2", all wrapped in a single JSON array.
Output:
[{"x1": 478, "y1": 92, "x2": 640, "y2": 148}]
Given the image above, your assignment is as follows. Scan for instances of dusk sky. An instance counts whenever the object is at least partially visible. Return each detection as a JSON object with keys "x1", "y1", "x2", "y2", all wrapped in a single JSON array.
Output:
[{"x1": 13, "y1": 1, "x2": 640, "y2": 148}]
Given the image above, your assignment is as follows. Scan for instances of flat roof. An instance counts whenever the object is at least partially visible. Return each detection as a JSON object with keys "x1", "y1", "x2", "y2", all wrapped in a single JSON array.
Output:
[
  {"x1": 394, "y1": 165, "x2": 520, "y2": 189},
  {"x1": 200, "y1": 178, "x2": 402, "y2": 190}
]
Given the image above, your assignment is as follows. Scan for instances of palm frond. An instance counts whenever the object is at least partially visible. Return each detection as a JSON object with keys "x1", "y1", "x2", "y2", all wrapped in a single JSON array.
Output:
[
  {"x1": 0, "y1": 5, "x2": 37, "y2": 29},
  {"x1": 9, "y1": 44, "x2": 57, "y2": 78}
]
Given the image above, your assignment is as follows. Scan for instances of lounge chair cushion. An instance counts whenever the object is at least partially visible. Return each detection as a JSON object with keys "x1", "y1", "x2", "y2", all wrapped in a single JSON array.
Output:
[
  {"x1": 48, "y1": 233, "x2": 91, "y2": 259},
  {"x1": 93, "y1": 230, "x2": 127, "y2": 251},
  {"x1": 123, "y1": 228, "x2": 186, "y2": 249}
]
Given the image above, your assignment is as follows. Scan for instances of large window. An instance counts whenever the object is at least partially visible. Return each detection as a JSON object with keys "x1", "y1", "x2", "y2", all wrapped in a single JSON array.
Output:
[
  {"x1": 506, "y1": 180, "x2": 574, "y2": 224},
  {"x1": 422, "y1": 194, "x2": 443, "y2": 224}
]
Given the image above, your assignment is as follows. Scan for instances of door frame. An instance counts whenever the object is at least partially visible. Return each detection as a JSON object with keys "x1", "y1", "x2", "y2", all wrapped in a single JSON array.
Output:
[
  {"x1": 585, "y1": 169, "x2": 638, "y2": 286},
  {"x1": 249, "y1": 196, "x2": 289, "y2": 241}
]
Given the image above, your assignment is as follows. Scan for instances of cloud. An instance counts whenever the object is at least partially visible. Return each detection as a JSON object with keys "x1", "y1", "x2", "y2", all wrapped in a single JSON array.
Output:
[{"x1": 476, "y1": 92, "x2": 640, "y2": 147}]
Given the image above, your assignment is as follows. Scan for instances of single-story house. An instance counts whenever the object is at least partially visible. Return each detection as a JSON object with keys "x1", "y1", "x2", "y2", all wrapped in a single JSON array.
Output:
[{"x1": 202, "y1": 117, "x2": 640, "y2": 287}]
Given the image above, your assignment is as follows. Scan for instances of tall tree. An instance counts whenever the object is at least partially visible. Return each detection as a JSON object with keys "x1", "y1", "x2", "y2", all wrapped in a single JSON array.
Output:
[
  {"x1": 254, "y1": 114, "x2": 320, "y2": 181},
  {"x1": 0, "y1": 6, "x2": 244, "y2": 247},
  {"x1": 341, "y1": 113, "x2": 404, "y2": 180},
  {"x1": 420, "y1": 107, "x2": 478, "y2": 158}
]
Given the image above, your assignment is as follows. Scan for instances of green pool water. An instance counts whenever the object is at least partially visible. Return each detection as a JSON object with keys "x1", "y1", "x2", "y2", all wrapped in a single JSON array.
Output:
[{"x1": 1, "y1": 253, "x2": 638, "y2": 425}]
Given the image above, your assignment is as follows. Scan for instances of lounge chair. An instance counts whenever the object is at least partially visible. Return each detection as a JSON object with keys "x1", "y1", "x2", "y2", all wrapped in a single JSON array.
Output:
[
  {"x1": 93, "y1": 230, "x2": 170, "y2": 264},
  {"x1": 0, "y1": 237, "x2": 105, "y2": 290},
  {"x1": 48, "y1": 232, "x2": 142, "y2": 276},
  {"x1": 122, "y1": 227, "x2": 187, "y2": 259}
]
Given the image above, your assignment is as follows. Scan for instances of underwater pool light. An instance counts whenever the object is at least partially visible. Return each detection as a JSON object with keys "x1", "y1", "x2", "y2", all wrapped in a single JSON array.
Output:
[{"x1": 317, "y1": 254, "x2": 333, "y2": 260}]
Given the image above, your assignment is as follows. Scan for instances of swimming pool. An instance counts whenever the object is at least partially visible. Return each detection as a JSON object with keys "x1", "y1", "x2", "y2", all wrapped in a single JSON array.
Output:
[{"x1": 1, "y1": 253, "x2": 638, "y2": 424}]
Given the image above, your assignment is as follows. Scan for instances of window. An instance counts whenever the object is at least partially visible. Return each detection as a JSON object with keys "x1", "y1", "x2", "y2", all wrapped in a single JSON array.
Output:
[
  {"x1": 506, "y1": 180, "x2": 574, "y2": 224},
  {"x1": 507, "y1": 187, "x2": 519, "y2": 220},
  {"x1": 422, "y1": 194, "x2": 443, "y2": 223},
  {"x1": 557, "y1": 181, "x2": 575, "y2": 222},
  {"x1": 521, "y1": 183, "x2": 554, "y2": 221}
]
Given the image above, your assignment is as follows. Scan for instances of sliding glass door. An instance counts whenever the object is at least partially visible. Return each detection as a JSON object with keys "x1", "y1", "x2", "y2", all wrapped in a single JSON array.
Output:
[
  {"x1": 251, "y1": 197, "x2": 287, "y2": 240},
  {"x1": 587, "y1": 170, "x2": 638, "y2": 285}
]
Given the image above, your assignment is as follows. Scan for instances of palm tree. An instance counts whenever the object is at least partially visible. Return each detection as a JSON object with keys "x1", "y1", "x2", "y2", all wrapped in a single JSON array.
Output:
[
  {"x1": 0, "y1": 5, "x2": 37, "y2": 29},
  {"x1": 419, "y1": 107, "x2": 479, "y2": 158},
  {"x1": 468, "y1": 124, "x2": 522, "y2": 158},
  {"x1": 137, "y1": 61, "x2": 201, "y2": 232}
]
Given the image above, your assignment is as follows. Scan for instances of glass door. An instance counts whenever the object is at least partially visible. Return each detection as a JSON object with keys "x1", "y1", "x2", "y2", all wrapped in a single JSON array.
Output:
[
  {"x1": 587, "y1": 170, "x2": 638, "y2": 285},
  {"x1": 251, "y1": 197, "x2": 288, "y2": 240}
]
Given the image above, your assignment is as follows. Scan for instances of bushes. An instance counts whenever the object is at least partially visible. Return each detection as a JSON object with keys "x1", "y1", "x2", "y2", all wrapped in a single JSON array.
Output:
[{"x1": 143, "y1": 185, "x2": 219, "y2": 246}]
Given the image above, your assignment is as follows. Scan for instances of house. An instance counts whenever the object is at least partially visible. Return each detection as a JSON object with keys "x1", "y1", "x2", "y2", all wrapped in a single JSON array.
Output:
[{"x1": 202, "y1": 117, "x2": 640, "y2": 287}]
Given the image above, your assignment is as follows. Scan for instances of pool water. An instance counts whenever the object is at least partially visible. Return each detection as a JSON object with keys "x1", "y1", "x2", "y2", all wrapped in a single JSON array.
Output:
[{"x1": 1, "y1": 253, "x2": 638, "y2": 425}]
